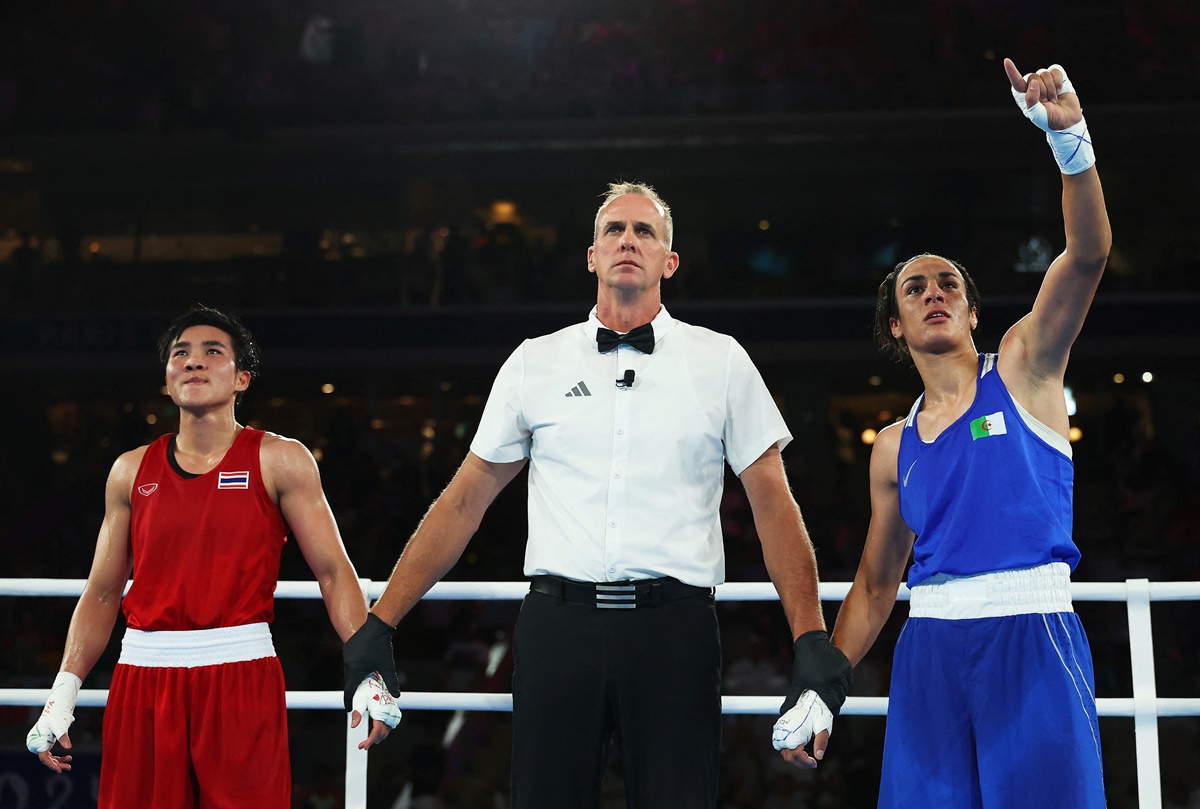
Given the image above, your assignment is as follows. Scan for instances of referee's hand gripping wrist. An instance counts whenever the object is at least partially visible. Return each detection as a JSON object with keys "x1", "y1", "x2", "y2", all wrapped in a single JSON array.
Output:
[
  {"x1": 343, "y1": 613, "x2": 402, "y2": 711},
  {"x1": 781, "y1": 630, "x2": 852, "y2": 717},
  {"x1": 772, "y1": 631, "x2": 852, "y2": 756}
]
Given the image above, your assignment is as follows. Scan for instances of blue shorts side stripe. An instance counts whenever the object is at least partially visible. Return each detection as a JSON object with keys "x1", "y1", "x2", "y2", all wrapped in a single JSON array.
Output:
[{"x1": 1041, "y1": 613, "x2": 1104, "y2": 773}]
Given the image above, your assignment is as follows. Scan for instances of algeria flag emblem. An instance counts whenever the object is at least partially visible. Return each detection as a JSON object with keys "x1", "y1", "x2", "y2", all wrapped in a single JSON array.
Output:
[{"x1": 970, "y1": 411, "x2": 1008, "y2": 440}]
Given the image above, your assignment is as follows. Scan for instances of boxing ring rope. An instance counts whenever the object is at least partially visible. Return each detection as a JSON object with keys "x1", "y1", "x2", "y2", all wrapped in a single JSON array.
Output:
[{"x1": 4, "y1": 579, "x2": 1199, "y2": 809}]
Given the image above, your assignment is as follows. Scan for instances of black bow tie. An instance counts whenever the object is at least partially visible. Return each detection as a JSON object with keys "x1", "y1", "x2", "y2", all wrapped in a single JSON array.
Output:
[{"x1": 596, "y1": 323, "x2": 655, "y2": 354}]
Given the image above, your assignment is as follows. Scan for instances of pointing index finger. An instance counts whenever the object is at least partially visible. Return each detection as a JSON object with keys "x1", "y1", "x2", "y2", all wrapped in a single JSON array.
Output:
[{"x1": 1003, "y1": 58, "x2": 1027, "y2": 92}]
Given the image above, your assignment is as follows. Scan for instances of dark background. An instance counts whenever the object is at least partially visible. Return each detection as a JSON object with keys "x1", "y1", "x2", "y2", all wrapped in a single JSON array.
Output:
[{"x1": 1, "y1": 0, "x2": 1199, "y2": 806}]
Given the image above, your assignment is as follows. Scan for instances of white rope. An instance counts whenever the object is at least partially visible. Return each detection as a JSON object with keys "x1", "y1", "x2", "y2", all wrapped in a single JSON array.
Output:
[
  {"x1": 7, "y1": 578, "x2": 1200, "y2": 600},
  {"x1": 5, "y1": 688, "x2": 1197, "y2": 717},
  {"x1": 6, "y1": 575, "x2": 1199, "y2": 809}
]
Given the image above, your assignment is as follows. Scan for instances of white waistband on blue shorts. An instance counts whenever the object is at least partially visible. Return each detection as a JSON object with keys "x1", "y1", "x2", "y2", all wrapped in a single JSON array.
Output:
[
  {"x1": 909, "y1": 562, "x2": 1073, "y2": 620},
  {"x1": 119, "y1": 622, "x2": 276, "y2": 668}
]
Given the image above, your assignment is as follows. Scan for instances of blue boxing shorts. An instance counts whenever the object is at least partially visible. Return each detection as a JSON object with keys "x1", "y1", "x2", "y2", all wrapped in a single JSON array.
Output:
[{"x1": 879, "y1": 563, "x2": 1106, "y2": 809}]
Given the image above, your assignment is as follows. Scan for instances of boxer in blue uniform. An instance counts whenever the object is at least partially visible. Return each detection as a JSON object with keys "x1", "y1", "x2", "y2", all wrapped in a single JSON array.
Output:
[{"x1": 820, "y1": 58, "x2": 1110, "y2": 807}]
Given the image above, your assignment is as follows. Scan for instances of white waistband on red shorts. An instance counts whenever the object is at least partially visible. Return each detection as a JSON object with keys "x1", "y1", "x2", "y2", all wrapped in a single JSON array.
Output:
[
  {"x1": 909, "y1": 562, "x2": 1073, "y2": 620},
  {"x1": 119, "y1": 622, "x2": 276, "y2": 668}
]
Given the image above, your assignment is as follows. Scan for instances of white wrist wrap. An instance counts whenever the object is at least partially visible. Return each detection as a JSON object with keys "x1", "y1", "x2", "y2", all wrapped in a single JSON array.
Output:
[
  {"x1": 26, "y1": 672, "x2": 82, "y2": 754},
  {"x1": 352, "y1": 671, "x2": 403, "y2": 729},
  {"x1": 1010, "y1": 63, "x2": 1095, "y2": 175},
  {"x1": 772, "y1": 690, "x2": 834, "y2": 751}
]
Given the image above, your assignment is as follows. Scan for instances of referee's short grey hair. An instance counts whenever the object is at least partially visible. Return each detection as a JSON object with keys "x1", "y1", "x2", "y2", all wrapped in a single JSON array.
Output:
[{"x1": 594, "y1": 181, "x2": 674, "y2": 249}]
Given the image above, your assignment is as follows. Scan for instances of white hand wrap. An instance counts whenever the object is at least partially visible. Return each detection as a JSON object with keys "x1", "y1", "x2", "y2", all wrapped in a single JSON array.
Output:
[
  {"x1": 26, "y1": 672, "x2": 82, "y2": 754},
  {"x1": 1010, "y1": 63, "x2": 1094, "y2": 175},
  {"x1": 351, "y1": 671, "x2": 403, "y2": 729},
  {"x1": 771, "y1": 689, "x2": 834, "y2": 751}
]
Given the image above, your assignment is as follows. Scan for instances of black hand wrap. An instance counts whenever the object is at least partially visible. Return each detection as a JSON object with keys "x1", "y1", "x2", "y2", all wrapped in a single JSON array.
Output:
[
  {"x1": 342, "y1": 613, "x2": 402, "y2": 711},
  {"x1": 780, "y1": 630, "x2": 853, "y2": 717}
]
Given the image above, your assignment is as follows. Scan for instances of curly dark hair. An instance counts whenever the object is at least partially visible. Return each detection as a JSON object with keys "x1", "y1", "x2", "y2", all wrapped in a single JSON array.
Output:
[
  {"x1": 874, "y1": 253, "x2": 981, "y2": 361},
  {"x1": 157, "y1": 304, "x2": 261, "y2": 404}
]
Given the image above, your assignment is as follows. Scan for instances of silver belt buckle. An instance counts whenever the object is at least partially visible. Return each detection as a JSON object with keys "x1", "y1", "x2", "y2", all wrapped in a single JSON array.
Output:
[{"x1": 595, "y1": 583, "x2": 637, "y2": 609}]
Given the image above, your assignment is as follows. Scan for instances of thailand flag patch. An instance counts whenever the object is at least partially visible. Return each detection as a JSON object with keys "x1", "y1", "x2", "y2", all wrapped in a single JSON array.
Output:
[{"x1": 218, "y1": 471, "x2": 250, "y2": 489}]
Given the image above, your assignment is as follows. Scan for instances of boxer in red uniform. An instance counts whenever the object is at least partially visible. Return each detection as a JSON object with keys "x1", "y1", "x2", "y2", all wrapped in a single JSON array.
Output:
[{"x1": 27, "y1": 305, "x2": 400, "y2": 808}]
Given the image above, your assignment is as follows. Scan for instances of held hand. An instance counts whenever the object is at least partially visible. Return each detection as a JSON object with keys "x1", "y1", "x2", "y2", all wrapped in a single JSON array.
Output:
[
  {"x1": 1004, "y1": 58, "x2": 1082, "y2": 132},
  {"x1": 773, "y1": 631, "x2": 852, "y2": 765},
  {"x1": 773, "y1": 691, "x2": 833, "y2": 769},
  {"x1": 343, "y1": 613, "x2": 402, "y2": 711},
  {"x1": 780, "y1": 631, "x2": 852, "y2": 715},
  {"x1": 349, "y1": 672, "x2": 403, "y2": 749}
]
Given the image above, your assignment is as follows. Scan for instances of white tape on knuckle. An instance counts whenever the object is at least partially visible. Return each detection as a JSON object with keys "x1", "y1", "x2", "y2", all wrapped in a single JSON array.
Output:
[
  {"x1": 1010, "y1": 85, "x2": 1030, "y2": 112},
  {"x1": 1025, "y1": 101, "x2": 1050, "y2": 132},
  {"x1": 26, "y1": 728, "x2": 50, "y2": 753},
  {"x1": 353, "y1": 673, "x2": 402, "y2": 728},
  {"x1": 27, "y1": 672, "x2": 82, "y2": 753},
  {"x1": 771, "y1": 691, "x2": 831, "y2": 750},
  {"x1": 1048, "y1": 63, "x2": 1075, "y2": 95}
]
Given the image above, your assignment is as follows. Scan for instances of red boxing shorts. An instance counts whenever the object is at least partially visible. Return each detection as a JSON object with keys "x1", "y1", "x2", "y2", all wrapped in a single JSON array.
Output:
[{"x1": 99, "y1": 623, "x2": 290, "y2": 809}]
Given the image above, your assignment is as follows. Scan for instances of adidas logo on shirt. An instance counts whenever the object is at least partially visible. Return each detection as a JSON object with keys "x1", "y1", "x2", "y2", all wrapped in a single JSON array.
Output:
[{"x1": 565, "y1": 381, "x2": 592, "y2": 397}]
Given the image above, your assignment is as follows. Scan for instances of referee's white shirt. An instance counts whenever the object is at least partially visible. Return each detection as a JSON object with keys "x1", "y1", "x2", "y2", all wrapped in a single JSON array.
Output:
[{"x1": 470, "y1": 306, "x2": 791, "y2": 588}]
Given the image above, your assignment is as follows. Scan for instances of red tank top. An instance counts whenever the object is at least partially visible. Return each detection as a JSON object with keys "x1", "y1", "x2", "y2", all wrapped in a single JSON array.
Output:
[{"x1": 124, "y1": 427, "x2": 289, "y2": 630}]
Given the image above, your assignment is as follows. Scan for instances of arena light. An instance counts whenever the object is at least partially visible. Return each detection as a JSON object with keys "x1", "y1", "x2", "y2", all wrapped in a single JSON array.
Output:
[{"x1": 490, "y1": 200, "x2": 517, "y2": 223}]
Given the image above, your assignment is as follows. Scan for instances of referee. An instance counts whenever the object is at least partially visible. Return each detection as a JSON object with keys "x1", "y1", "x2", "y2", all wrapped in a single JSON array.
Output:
[{"x1": 344, "y1": 182, "x2": 852, "y2": 808}]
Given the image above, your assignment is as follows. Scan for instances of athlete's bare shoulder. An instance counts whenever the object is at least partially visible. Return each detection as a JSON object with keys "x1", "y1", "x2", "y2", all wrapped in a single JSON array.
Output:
[
  {"x1": 257, "y1": 430, "x2": 316, "y2": 465},
  {"x1": 874, "y1": 420, "x2": 905, "y2": 455},
  {"x1": 256, "y1": 430, "x2": 321, "y2": 500},
  {"x1": 107, "y1": 444, "x2": 152, "y2": 501},
  {"x1": 869, "y1": 420, "x2": 905, "y2": 488},
  {"x1": 117, "y1": 443, "x2": 151, "y2": 464},
  {"x1": 113, "y1": 444, "x2": 152, "y2": 475}
]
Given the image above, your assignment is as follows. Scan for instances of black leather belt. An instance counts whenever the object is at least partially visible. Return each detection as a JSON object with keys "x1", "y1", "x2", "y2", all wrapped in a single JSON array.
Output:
[{"x1": 529, "y1": 575, "x2": 713, "y2": 609}]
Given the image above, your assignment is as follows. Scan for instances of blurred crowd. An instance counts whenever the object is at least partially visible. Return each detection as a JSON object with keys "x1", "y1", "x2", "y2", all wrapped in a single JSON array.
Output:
[
  {"x1": 0, "y1": 0, "x2": 1196, "y2": 135},
  {"x1": 4, "y1": 213, "x2": 1200, "y2": 316}
]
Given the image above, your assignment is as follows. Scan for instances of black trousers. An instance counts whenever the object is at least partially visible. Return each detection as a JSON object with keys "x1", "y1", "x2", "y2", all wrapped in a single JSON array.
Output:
[{"x1": 511, "y1": 587, "x2": 722, "y2": 809}]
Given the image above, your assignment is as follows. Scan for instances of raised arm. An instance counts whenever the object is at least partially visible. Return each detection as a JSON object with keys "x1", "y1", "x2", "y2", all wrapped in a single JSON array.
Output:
[
  {"x1": 830, "y1": 422, "x2": 915, "y2": 667},
  {"x1": 29, "y1": 449, "x2": 139, "y2": 772},
  {"x1": 999, "y1": 59, "x2": 1112, "y2": 389}
]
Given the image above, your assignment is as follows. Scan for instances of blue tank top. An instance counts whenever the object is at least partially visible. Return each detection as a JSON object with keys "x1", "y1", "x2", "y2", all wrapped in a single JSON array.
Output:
[{"x1": 897, "y1": 354, "x2": 1080, "y2": 587}]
